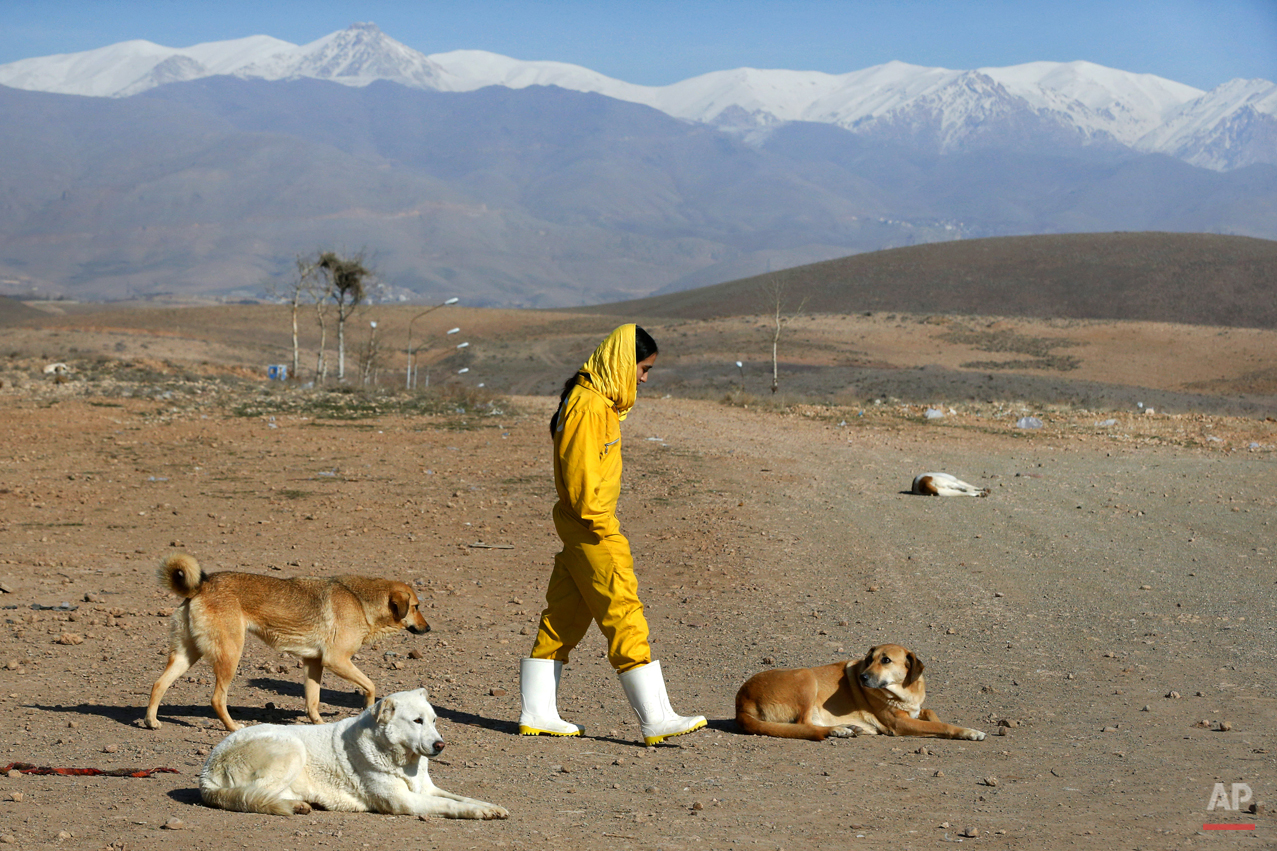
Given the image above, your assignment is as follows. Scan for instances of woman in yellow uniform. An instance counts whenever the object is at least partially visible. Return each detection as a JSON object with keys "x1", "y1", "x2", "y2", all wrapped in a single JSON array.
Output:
[{"x1": 518, "y1": 324, "x2": 706, "y2": 746}]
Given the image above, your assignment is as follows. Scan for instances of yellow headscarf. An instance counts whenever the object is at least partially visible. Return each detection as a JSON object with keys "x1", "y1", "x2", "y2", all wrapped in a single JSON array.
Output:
[{"x1": 578, "y1": 324, "x2": 637, "y2": 421}]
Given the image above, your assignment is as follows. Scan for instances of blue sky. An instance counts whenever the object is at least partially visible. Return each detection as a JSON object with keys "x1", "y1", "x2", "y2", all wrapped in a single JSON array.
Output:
[{"x1": 3, "y1": 0, "x2": 1275, "y2": 91}]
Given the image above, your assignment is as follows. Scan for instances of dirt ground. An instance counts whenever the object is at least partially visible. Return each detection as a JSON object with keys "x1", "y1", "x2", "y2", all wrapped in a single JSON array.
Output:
[{"x1": 1, "y1": 349, "x2": 1275, "y2": 849}]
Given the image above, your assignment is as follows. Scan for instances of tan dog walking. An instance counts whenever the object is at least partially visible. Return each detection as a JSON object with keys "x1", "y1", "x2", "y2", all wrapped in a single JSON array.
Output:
[{"x1": 145, "y1": 554, "x2": 430, "y2": 731}]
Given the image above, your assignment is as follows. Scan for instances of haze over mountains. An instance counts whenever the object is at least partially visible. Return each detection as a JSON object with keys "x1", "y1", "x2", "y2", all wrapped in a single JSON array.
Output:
[{"x1": 1, "y1": 23, "x2": 1275, "y2": 306}]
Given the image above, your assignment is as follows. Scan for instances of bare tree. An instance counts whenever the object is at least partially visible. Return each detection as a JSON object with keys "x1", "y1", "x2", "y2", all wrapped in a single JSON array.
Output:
[
  {"x1": 315, "y1": 251, "x2": 372, "y2": 382},
  {"x1": 359, "y1": 320, "x2": 383, "y2": 386},
  {"x1": 759, "y1": 270, "x2": 808, "y2": 394},
  {"x1": 264, "y1": 255, "x2": 322, "y2": 381},
  {"x1": 313, "y1": 294, "x2": 332, "y2": 383}
]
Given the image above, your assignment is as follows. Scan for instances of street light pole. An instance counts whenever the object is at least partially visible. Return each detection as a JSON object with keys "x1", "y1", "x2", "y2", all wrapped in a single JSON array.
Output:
[{"x1": 406, "y1": 298, "x2": 458, "y2": 389}]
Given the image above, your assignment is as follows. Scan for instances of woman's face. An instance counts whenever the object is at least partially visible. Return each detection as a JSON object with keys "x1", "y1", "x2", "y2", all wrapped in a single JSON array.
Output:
[{"x1": 636, "y1": 353, "x2": 657, "y2": 387}]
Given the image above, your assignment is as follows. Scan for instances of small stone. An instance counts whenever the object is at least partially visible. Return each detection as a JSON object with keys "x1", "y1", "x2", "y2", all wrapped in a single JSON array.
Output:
[
  {"x1": 939, "y1": 821, "x2": 951, "y2": 828},
  {"x1": 1101, "y1": 726, "x2": 1119, "y2": 733},
  {"x1": 1212, "y1": 720, "x2": 1233, "y2": 732},
  {"x1": 691, "y1": 801, "x2": 704, "y2": 811},
  {"x1": 407, "y1": 650, "x2": 423, "y2": 660},
  {"x1": 83, "y1": 592, "x2": 101, "y2": 603},
  {"x1": 1139, "y1": 585, "x2": 1152, "y2": 590},
  {"x1": 1141, "y1": 705, "x2": 1151, "y2": 711},
  {"x1": 56, "y1": 831, "x2": 72, "y2": 841},
  {"x1": 56, "y1": 633, "x2": 84, "y2": 646},
  {"x1": 612, "y1": 757, "x2": 626, "y2": 766},
  {"x1": 867, "y1": 585, "x2": 879, "y2": 592},
  {"x1": 945, "y1": 627, "x2": 956, "y2": 635},
  {"x1": 762, "y1": 656, "x2": 774, "y2": 665},
  {"x1": 161, "y1": 818, "x2": 185, "y2": 830},
  {"x1": 644, "y1": 785, "x2": 658, "y2": 793},
  {"x1": 0, "y1": 834, "x2": 15, "y2": 844},
  {"x1": 67, "y1": 720, "x2": 78, "y2": 729},
  {"x1": 6, "y1": 770, "x2": 20, "y2": 779},
  {"x1": 1195, "y1": 691, "x2": 1206, "y2": 697},
  {"x1": 981, "y1": 776, "x2": 999, "y2": 787},
  {"x1": 489, "y1": 687, "x2": 507, "y2": 697},
  {"x1": 933, "y1": 770, "x2": 944, "y2": 777},
  {"x1": 916, "y1": 746, "x2": 930, "y2": 755},
  {"x1": 102, "y1": 744, "x2": 118, "y2": 754},
  {"x1": 4, "y1": 792, "x2": 23, "y2": 802},
  {"x1": 995, "y1": 726, "x2": 1009, "y2": 736},
  {"x1": 961, "y1": 827, "x2": 980, "y2": 838},
  {"x1": 1166, "y1": 691, "x2": 1180, "y2": 699}
]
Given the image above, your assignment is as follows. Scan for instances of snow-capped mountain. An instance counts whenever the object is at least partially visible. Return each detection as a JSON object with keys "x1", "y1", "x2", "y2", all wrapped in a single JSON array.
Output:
[
  {"x1": 982, "y1": 61, "x2": 1201, "y2": 145},
  {"x1": 0, "y1": 34, "x2": 293, "y2": 97},
  {"x1": 1136, "y1": 78, "x2": 1277, "y2": 170},
  {"x1": 0, "y1": 22, "x2": 1272, "y2": 170},
  {"x1": 234, "y1": 21, "x2": 451, "y2": 89}
]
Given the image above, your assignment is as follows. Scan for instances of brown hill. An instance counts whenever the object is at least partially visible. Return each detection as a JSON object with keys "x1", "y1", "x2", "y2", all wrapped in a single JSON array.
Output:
[
  {"x1": 591, "y1": 232, "x2": 1277, "y2": 329},
  {"x1": 4, "y1": 231, "x2": 1276, "y2": 417},
  {"x1": 0, "y1": 295, "x2": 57, "y2": 326}
]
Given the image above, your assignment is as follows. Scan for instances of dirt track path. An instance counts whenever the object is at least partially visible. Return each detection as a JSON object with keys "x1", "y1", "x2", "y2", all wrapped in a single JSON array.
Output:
[{"x1": 0, "y1": 394, "x2": 1272, "y2": 849}]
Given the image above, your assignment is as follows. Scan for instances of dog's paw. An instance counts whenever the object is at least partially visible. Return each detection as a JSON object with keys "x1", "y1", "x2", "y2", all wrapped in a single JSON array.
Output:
[
  {"x1": 476, "y1": 804, "x2": 509, "y2": 820},
  {"x1": 961, "y1": 728, "x2": 986, "y2": 741},
  {"x1": 143, "y1": 717, "x2": 161, "y2": 730},
  {"x1": 293, "y1": 801, "x2": 313, "y2": 815},
  {"x1": 828, "y1": 726, "x2": 859, "y2": 738}
]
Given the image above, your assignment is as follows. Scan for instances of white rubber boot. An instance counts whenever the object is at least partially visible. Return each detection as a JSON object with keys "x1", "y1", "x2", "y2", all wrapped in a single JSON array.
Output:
[
  {"x1": 518, "y1": 658, "x2": 583, "y2": 736},
  {"x1": 619, "y1": 660, "x2": 707, "y2": 746}
]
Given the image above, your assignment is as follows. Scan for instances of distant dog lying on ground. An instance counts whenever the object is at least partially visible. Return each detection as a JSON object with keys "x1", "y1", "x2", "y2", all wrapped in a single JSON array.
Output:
[
  {"x1": 200, "y1": 688, "x2": 508, "y2": 819},
  {"x1": 911, "y1": 472, "x2": 990, "y2": 497},
  {"x1": 145, "y1": 553, "x2": 430, "y2": 732},
  {"x1": 735, "y1": 644, "x2": 986, "y2": 741}
]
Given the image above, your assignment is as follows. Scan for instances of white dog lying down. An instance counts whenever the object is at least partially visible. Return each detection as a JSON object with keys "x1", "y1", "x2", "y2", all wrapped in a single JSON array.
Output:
[
  {"x1": 200, "y1": 688, "x2": 508, "y2": 820},
  {"x1": 911, "y1": 472, "x2": 990, "y2": 497}
]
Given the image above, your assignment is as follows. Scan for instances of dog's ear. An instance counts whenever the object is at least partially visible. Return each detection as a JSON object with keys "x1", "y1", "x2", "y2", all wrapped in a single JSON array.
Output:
[
  {"x1": 389, "y1": 588, "x2": 412, "y2": 622},
  {"x1": 375, "y1": 694, "x2": 398, "y2": 725},
  {"x1": 903, "y1": 651, "x2": 925, "y2": 686},
  {"x1": 848, "y1": 646, "x2": 876, "y2": 677}
]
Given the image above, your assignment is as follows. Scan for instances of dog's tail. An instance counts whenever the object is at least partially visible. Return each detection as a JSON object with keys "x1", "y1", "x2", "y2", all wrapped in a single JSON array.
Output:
[{"x1": 158, "y1": 553, "x2": 204, "y2": 598}]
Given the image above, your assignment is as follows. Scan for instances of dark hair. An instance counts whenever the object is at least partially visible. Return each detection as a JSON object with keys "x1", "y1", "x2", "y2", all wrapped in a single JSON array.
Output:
[
  {"x1": 635, "y1": 325, "x2": 658, "y2": 363},
  {"x1": 550, "y1": 326, "x2": 658, "y2": 433}
]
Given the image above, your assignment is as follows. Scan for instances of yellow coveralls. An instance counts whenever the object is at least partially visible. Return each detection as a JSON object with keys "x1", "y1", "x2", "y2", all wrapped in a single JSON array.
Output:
[{"x1": 530, "y1": 325, "x2": 652, "y2": 673}]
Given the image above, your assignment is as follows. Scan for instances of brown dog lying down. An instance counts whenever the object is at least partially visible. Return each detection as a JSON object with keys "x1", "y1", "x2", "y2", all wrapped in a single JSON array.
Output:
[
  {"x1": 735, "y1": 644, "x2": 986, "y2": 741},
  {"x1": 145, "y1": 554, "x2": 430, "y2": 732}
]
